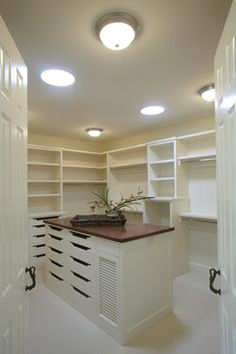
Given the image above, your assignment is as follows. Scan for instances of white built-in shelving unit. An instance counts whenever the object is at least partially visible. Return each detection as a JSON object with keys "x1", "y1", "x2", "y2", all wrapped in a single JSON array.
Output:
[{"x1": 107, "y1": 144, "x2": 147, "y2": 223}]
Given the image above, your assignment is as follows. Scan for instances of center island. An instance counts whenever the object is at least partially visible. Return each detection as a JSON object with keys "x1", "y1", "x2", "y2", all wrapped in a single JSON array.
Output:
[{"x1": 44, "y1": 218, "x2": 174, "y2": 345}]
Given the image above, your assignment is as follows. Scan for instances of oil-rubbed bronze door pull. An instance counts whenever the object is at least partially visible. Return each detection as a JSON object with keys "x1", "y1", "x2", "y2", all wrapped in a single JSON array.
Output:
[
  {"x1": 25, "y1": 266, "x2": 36, "y2": 291},
  {"x1": 209, "y1": 268, "x2": 221, "y2": 295}
]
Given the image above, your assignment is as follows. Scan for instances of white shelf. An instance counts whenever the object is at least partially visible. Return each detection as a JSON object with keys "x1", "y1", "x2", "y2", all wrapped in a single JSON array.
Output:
[
  {"x1": 178, "y1": 154, "x2": 216, "y2": 164},
  {"x1": 28, "y1": 211, "x2": 66, "y2": 218},
  {"x1": 150, "y1": 159, "x2": 174, "y2": 165},
  {"x1": 63, "y1": 180, "x2": 107, "y2": 184},
  {"x1": 177, "y1": 130, "x2": 216, "y2": 141},
  {"x1": 28, "y1": 162, "x2": 60, "y2": 167},
  {"x1": 28, "y1": 180, "x2": 61, "y2": 183},
  {"x1": 150, "y1": 177, "x2": 175, "y2": 182},
  {"x1": 28, "y1": 193, "x2": 61, "y2": 198},
  {"x1": 63, "y1": 164, "x2": 106, "y2": 170},
  {"x1": 109, "y1": 161, "x2": 147, "y2": 170},
  {"x1": 180, "y1": 212, "x2": 217, "y2": 223}
]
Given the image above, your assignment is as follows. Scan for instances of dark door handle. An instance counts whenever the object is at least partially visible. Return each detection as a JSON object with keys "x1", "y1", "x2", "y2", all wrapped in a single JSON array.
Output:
[
  {"x1": 209, "y1": 268, "x2": 221, "y2": 295},
  {"x1": 25, "y1": 266, "x2": 36, "y2": 291}
]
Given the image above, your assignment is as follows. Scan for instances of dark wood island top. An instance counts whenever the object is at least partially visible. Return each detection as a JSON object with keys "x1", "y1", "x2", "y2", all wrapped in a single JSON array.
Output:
[{"x1": 44, "y1": 217, "x2": 174, "y2": 243}]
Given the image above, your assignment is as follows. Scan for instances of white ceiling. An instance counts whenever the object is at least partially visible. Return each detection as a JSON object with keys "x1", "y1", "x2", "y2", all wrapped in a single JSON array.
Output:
[{"x1": 0, "y1": 0, "x2": 232, "y2": 142}]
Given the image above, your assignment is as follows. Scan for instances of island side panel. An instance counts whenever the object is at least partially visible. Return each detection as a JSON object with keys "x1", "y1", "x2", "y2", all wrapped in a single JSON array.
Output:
[{"x1": 121, "y1": 232, "x2": 173, "y2": 344}]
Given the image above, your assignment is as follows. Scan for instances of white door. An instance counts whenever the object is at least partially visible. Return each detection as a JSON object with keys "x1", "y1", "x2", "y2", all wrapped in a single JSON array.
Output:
[
  {"x1": 0, "y1": 15, "x2": 28, "y2": 354},
  {"x1": 215, "y1": 1, "x2": 236, "y2": 353}
]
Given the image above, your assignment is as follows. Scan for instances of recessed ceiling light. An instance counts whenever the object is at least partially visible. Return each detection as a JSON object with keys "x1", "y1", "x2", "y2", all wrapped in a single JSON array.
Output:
[
  {"x1": 95, "y1": 12, "x2": 140, "y2": 51},
  {"x1": 41, "y1": 69, "x2": 75, "y2": 87},
  {"x1": 86, "y1": 128, "x2": 103, "y2": 137},
  {"x1": 141, "y1": 105, "x2": 165, "y2": 116},
  {"x1": 199, "y1": 84, "x2": 215, "y2": 102}
]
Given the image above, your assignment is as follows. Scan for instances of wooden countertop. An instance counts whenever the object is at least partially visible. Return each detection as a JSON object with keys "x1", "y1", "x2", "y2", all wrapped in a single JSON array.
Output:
[{"x1": 44, "y1": 217, "x2": 174, "y2": 243}]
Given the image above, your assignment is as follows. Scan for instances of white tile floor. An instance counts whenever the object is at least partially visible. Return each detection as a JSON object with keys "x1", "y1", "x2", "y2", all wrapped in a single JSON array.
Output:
[{"x1": 28, "y1": 271, "x2": 220, "y2": 354}]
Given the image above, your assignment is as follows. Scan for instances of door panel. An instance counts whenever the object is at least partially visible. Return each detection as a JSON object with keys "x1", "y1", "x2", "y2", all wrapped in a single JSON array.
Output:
[{"x1": 0, "y1": 15, "x2": 28, "y2": 354}]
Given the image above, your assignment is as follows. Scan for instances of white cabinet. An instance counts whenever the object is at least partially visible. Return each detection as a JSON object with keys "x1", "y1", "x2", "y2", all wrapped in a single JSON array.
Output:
[{"x1": 45, "y1": 223, "x2": 172, "y2": 345}]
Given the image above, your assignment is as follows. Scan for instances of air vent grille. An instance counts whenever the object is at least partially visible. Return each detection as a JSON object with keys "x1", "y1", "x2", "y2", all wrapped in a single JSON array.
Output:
[{"x1": 99, "y1": 257, "x2": 118, "y2": 325}]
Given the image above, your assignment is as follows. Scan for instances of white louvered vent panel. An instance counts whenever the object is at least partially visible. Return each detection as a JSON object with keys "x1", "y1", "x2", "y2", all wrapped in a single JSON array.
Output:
[{"x1": 99, "y1": 257, "x2": 118, "y2": 326}]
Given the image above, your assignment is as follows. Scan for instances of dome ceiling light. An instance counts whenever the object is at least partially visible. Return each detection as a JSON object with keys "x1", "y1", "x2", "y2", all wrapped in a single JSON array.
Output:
[
  {"x1": 41, "y1": 69, "x2": 75, "y2": 87},
  {"x1": 199, "y1": 84, "x2": 215, "y2": 102},
  {"x1": 86, "y1": 128, "x2": 103, "y2": 137},
  {"x1": 95, "y1": 12, "x2": 140, "y2": 51}
]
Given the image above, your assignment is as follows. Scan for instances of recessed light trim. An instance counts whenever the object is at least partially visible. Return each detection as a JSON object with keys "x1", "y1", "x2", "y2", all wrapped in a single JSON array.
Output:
[
  {"x1": 95, "y1": 12, "x2": 140, "y2": 51},
  {"x1": 41, "y1": 69, "x2": 75, "y2": 87},
  {"x1": 86, "y1": 128, "x2": 103, "y2": 137},
  {"x1": 199, "y1": 84, "x2": 215, "y2": 102},
  {"x1": 141, "y1": 105, "x2": 165, "y2": 116}
]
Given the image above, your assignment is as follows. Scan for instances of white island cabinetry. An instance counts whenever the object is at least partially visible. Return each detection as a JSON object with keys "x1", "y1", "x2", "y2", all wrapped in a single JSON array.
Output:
[{"x1": 45, "y1": 219, "x2": 173, "y2": 344}]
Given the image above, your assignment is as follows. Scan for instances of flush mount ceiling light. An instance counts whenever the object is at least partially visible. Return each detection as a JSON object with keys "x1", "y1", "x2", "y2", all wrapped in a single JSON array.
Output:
[
  {"x1": 141, "y1": 105, "x2": 165, "y2": 116},
  {"x1": 95, "y1": 12, "x2": 140, "y2": 51},
  {"x1": 86, "y1": 128, "x2": 103, "y2": 137},
  {"x1": 199, "y1": 84, "x2": 215, "y2": 102},
  {"x1": 41, "y1": 69, "x2": 75, "y2": 87}
]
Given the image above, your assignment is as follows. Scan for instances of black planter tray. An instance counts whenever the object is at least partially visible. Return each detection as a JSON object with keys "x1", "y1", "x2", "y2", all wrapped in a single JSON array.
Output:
[{"x1": 71, "y1": 214, "x2": 127, "y2": 226}]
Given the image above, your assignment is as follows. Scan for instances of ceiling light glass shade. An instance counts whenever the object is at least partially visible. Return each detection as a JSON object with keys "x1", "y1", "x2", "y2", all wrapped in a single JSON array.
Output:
[
  {"x1": 41, "y1": 69, "x2": 75, "y2": 87},
  {"x1": 86, "y1": 128, "x2": 103, "y2": 137},
  {"x1": 95, "y1": 12, "x2": 139, "y2": 51},
  {"x1": 141, "y1": 105, "x2": 165, "y2": 116},
  {"x1": 199, "y1": 84, "x2": 215, "y2": 102}
]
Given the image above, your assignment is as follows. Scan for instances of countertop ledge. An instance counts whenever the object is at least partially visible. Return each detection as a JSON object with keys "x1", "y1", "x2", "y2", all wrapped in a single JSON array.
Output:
[{"x1": 44, "y1": 217, "x2": 175, "y2": 243}]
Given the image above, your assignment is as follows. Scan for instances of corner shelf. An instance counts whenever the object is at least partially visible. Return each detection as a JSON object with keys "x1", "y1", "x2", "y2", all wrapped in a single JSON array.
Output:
[
  {"x1": 178, "y1": 153, "x2": 216, "y2": 164},
  {"x1": 109, "y1": 161, "x2": 147, "y2": 170},
  {"x1": 63, "y1": 180, "x2": 107, "y2": 184},
  {"x1": 28, "y1": 193, "x2": 61, "y2": 198}
]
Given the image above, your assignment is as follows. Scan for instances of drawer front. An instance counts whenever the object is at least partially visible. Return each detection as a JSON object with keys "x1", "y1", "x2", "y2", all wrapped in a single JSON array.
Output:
[
  {"x1": 32, "y1": 253, "x2": 46, "y2": 264},
  {"x1": 68, "y1": 255, "x2": 92, "y2": 280},
  {"x1": 46, "y1": 224, "x2": 64, "y2": 238},
  {"x1": 32, "y1": 234, "x2": 45, "y2": 246},
  {"x1": 67, "y1": 230, "x2": 91, "y2": 248},
  {"x1": 32, "y1": 243, "x2": 46, "y2": 256},
  {"x1": 32, "y1": 218, "x2": 45, "y2": 226},
  {"x1": 46, "y1": 245, "x2": 64, "y2": 264},
  {"x1": 68, "y1": 240, "x2": 91, "y2": 264},
  {"x1": 32, "y1": 225, "x2": 45, "y2": 236},
  {"x1": 67, "y1": 284, "x2": 93, "y2": 311},
  {"x1": 47, "y1": 233, "x2": 64, "y2": 252},
  {"x1": 46, "y1": 258, "x2": 64, "y2": 279},
  {"x1": 68, "y1": 269, "x2": 92, "y2": 296},
  {"x1": 46, "y1": 270, "x2": 65, "y2": 296}
]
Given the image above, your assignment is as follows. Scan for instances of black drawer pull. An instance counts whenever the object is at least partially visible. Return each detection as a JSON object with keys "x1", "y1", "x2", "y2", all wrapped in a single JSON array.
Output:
[
  {"x1": 34, "y1": 224, "x2": 45, "y2": 228},
  {"x1": 33, "y1": 244, "x2": 46, "y2": 248},
  {"x1": 33, "y1": 254, "x2": 45, "y2": 258},
  {"x1": 50, "y1": 271, "x2": 63, "y2": 281},
  {"x1": 49, "y1": 225, "x2": 62, "y2": 231},
  {"x1": 49, "y1": 246, "x2": 63, "y2": 254},
  {"x1": 49, "y1": 234, "x2": 62, "y2": 241},
  {"x1": 70, "y1": 242, "x2": 90, "y2": 251},
  {"x1": 34, "y1": 234, "x2": 45, "y2": 238},
  {"x1": 50, "y1": 259, "x2": 63, "y2": 267},
  {"x1": 71, "y1": 271, "x2": 90, "y2": 282},
  {"x1": 70, "y1": 231, "x2": 90, "y2": 239},
  {"x1": 71, "y1": 256, "x2": 90, "y2": 267},
  {"x1": 71, "y1": 285, "x2": 90, "y2": 298}
]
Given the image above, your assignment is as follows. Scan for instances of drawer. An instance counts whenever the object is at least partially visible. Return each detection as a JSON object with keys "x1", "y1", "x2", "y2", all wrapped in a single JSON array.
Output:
[
  {"x1": 67, "y1": 284, "x2": 93, "y2": 311},
  {"x1": 68, "y1": 256, "x2": 92, "y2": 280},
  {"x1": 68, "y1": 241, "x2": 92, "y2": 264},
  {"x1": 32, "y1": 243, "x2": 46, "y2": 256},
  {"x1": 47, "y1": 233, "x2": 64, "y2": 251},
  {"x1": 32, "y1": 253, "x2": 46, "y2": 264},
  {"x1": 68, "y1": 270, "x2": 92, "y2": 296},
  {"x1": 32, "y1": 234, "x2": 45, "y2": 246},
  {"x1": 32, "y1": 218, "x2": 45, "y2": 226},
  {"x1": 46, "y1": 270, "x2": 65, "y2": 295},
  {"x1": 46, "y1": 224, "x2": 64, "y2": 238},
  {"x1": 46, "y1": 245, "x2": 64, "y2": 264},
  {"x1": 67, "y1": 230, "x2": 91, "y2": 248},
  {"x1": 32, "y1": 226, "x2": 45, "y2": 236},
  {"x1": 46, "y1": 258, "x2": 64, "y2": 279}
]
